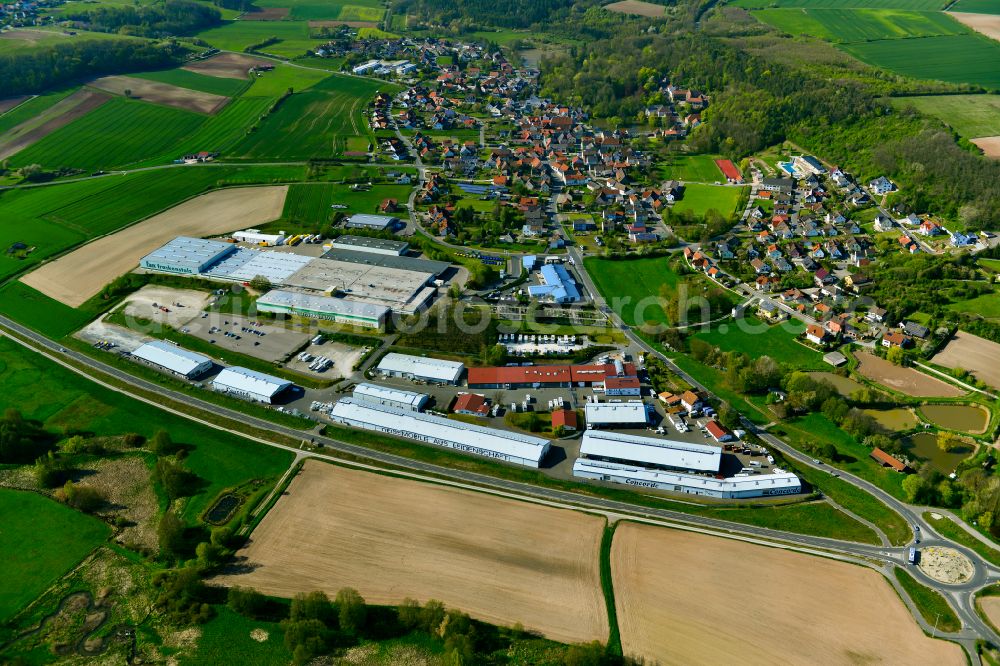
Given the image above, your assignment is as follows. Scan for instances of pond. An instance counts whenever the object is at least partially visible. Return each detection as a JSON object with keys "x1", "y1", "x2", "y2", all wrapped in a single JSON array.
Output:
[
  {"x1": 921, "y1": 404, "x2": 990, "y2": 434},
  {"x1": 863, "y1": 408, "x2": 917, "y2": 431},
  {"x1": 204, "y1": 493, "x2": 242, "y2": 524},
  {"x1": 808, "y1": 372, "x2": 864, "y2": 396},
  {"x1": 904, "y1": 431, "x2": 974, "y2": 475}
]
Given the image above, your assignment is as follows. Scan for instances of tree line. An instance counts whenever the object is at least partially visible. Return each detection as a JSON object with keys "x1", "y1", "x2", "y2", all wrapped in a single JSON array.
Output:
[{"x1": 63, "y1": 0, "x2": 222, "y2": 38}]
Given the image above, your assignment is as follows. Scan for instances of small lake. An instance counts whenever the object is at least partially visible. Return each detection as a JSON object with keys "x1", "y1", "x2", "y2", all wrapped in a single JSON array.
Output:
[
  {"x1": 864, "y1": 408, "x2": 917, "y2": 431},
  {"x1": 808, "y1": 372, "x2": 864, "y2": 396},
  {"x1": 921, "y1": 404, "x2": 990, "y2": 434},
  {"x1": 904, "y1": 431, "x2": 974, "y2": 475}
]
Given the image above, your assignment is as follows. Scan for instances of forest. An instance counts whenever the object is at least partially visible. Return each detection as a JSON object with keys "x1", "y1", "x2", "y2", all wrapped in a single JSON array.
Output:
[
  {"x1": 63, "y1": 0, "x2": 222, "y2": 38},
  {"x1": 397, "y1": 0, "x2": 581, "y2": 29}
]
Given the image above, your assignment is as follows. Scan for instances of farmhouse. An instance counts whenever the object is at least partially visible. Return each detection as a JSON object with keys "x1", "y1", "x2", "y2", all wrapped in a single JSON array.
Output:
[
  {"x1": 130, "y1": 340, "x2": 212, "y2": 379},
  {"x1": 256, "y1": 290, "x2": 390, "y2": 329},
  {"x1": 346, "y1": 213, "x2": 400, "y2": 231},
  {"x1": 376, "y1": 353, "x2": 465, "y2": 385},
  {"x1": 212, "y1": 367, "x2": 292, "y2": 403},
  {"x1": 870, "y1": 447, "x2": 910, "y2": 473},
  {"x1": 329, "y1": 397, "x2": 550, "y2": 467},
  {"x1": 352, "y1": 383, "x2": 428, "y2": 412},
  {"x1": 584, "y1": 401, "x2": 649, "y2": 428}
]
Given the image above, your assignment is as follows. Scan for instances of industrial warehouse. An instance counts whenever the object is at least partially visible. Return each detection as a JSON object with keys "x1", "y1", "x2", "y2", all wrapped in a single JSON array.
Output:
[
  {"x1": 212, "y1": 367, "x2": 292, "y2": 403},
  {"x1": 467, "y1": 360, "x2": 637, "y2": 389},
  {"x1": 129, "y1": 340, "x2": 213, "y2": 379},
  {"x1": 329, "y1": 397, "x2": 550, "y2": 467},
  {"x1": 351, "y1": 383, "x2": 429, "y2": 412},
  {"x1": 573, "y1": 430, "x2": 801, "y2": 498},
  {"x1": 376, "y1": 353, "x2": 465, "y2": 384},
  {"x1": 139, "y1": 236, "x2": 441, "y2": 325}
]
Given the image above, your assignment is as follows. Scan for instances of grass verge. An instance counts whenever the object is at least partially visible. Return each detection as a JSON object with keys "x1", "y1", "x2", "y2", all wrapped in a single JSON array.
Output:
[
  {"x1": 894, "y1": 567, "x2": 962, "y2": 634},
  {"x1": 924, "y1": 511, "x2": 1000, "y2": 568},
  {"x1": 599, "y1": 522, "x2": 622, "y2": 657}
]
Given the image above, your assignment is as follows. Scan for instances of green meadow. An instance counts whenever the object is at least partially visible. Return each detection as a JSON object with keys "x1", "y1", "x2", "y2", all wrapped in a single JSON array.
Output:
[{"x1": 892, "y1": 94, "x2": 1000, "y2": 138}]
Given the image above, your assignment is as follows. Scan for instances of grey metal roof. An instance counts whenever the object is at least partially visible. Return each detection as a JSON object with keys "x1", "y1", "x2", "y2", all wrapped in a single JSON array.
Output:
[
  {"x1": 213, "y1": 366, "x2": 292, "y2": 397},
  {"x1": 256, "y1": 289, "x2": 389, "y2": 320},
  {"x1": 346, "y1": 214, "x2": 398, "y2": 229},
  {"x1": 331, "y1": 235, "x2": 409, "y2": 253},
  {"x1": 131, "y1": 340, "x2": 212, "y2": 376},
  {"x1": 140, "y1": 237, "x2": 234, "y2": 273},
  {"x1": 322, "y1": 248, "x2": 451, "y2": 277},
  {"x1": 581, "y1": 430, "x2": 721, "y2": 472}
]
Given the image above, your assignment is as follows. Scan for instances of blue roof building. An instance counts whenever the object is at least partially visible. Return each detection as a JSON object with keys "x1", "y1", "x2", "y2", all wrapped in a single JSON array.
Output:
[{"x1": 528, "y1": 263, "x2": 581, "y2": 303}]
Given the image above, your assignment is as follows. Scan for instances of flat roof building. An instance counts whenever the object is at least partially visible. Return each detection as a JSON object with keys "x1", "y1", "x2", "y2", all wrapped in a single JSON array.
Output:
[
  {"x1": 580, "y1": 430, "x2": 721, "y2": 473},
  {"x1": 346, "y1": 214, "x2": 399, "y2": 231},
  {"x1": 233, "y1": 229, "x2": 285, "y2": 246},
  {"x1": 468, "y1": 362, "x2": 637, "y2": 389},
  {"x1": 573, "y1": 459, "x2": 801, "y2": 499},
  {"x1": 352, "y1": 383, "x2": 428, "y2": 412},
  {"x1": 321, "y1": 248, "x2": 451, "y2": 277},
  {"x1": 376, "y1": 353, "x2": 465, "y2": 385},
  {"x1": 256, "y1": 290, "x2": 389, "y2": 330},
  {"x1": 139, "y1": 237, "x2": 236, "y2": 275},
  {"x1": 212, "y1": 366, "x2": 292, "y2": 403},
  {"x1": 330, "y1": 235, "x2": 409, "y2": 256},
  {"x1": 130, "y1": 340, "x2": 213, "y2": 379},
  {"x1": 527, "y1": 263, "x2": 581, "y2": 303},
  {"x1": 584, "y1": 402, "x2": 649, "y2": 428},
  {"x1": 330, "y1": 397, "x2": 550, "y2": 467}
]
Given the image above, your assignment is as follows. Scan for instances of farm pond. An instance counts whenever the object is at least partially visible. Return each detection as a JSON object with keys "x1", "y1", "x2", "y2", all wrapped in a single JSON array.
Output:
[
  {"x1": 920, "y1": 404, "x2": 990, "y2": 434},
  {"x1": 808, "y1": 372, "x2": 864, "y2": 396},
  {"x1": 903, "y1": 432, "x2": 975, "y2": 475}
]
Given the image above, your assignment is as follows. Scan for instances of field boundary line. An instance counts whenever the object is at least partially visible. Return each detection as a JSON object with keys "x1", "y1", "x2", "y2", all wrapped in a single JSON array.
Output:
[{"x1": 914, "y1": 360, "x2": 998, "y2": 400}]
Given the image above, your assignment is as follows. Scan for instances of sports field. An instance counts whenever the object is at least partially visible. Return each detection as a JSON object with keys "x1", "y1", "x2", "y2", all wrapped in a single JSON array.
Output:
[
  {"x1": 584, "y1": 256, "x2": 681, "y2": 327},
  {"x1": 854, "y1": 351, "x2": 965, "y2": 397},
  {"x1": 0, "y1": 489, "x2": 109, "y2": 622},
  {"x1": 933, "y1": 331, "x2": 1000, "y2": 389},
  {"x1": 892, "y1": 94, "x2": 1000, "y2": 139},
  {"x1": 611, "y1": 522, "x2": 964, "y2": 665},
  {"x1": 216, "y1": 461, "x2": 609, "y2": 644},
  {"x1": 842, "y1": 34, "x2": 1000, "y2": 90},
  {"x1": 657, "y1": 153, "x2": 725, "y2": 182},
  {"x1": 672, "y1": 183, "x2": 745, "y2": 218},
  {"x1": 754, "y1": 7, "x2": 966, "y2": 42},
  {"x1": 88, "y1": 75, "x2": 230, "y2": 114},
  {"x1": 21, "y1": 185, "x2": 287, "y2": 307},
  {"x1": 0, "y1": 88, "x2": 109, "y2": 161}
]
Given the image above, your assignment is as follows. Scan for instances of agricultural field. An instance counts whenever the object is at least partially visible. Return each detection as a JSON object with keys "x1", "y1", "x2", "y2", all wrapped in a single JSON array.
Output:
[
  {"x1": 604, "y1": 0, "x2": 667, "y2": 16},
  {"x1": 932, "y1": 331, "x2": 1000, "y2": 389},
  {"x1": 0, "y1": 489, "x2": 109, "y2": 623},
  {"x1": 854, "y1": 350, "x2": 965, "y2": 397},
  {"x1": 252, "y1": 0, "x2": 384, "y2": 21},
  {"x1": 692, "y1": 316, "x2": 826, "y2": 369},
  {"x1": 657, "y1": 153, "x2": 725, "y2": 182},
  {"x1": 611, "y1": 522, "x2": 964, "y2": 665},
  {"x1": 7, "y1": 97, "x2": 206, "y2": 171},
  {"x1": 175, "y1": 96, "x2": 275, "y2": 156},
  {"x1": 0, "y1": 88, "x2": 109, "y2": 161},
  {"x1": 753, "y1": 7, "x2": 966, "y2": 42},
  {"x1": 951, "y1": 0, "x2": 1000, "y2": 13},
  {"x1": 842, "y1": 35, "x2": 1000, "y2": 90},
  {"x1": 234, "y1": 75, "x2": 381, "y2": 159},
  {"x1": 87, "y1": 75, "x2": 230, "y2": 114},
  {"x1": 183, "y1": 52, "x2": 271, "y2": 80},
  {"x1": 950, "y1": 11, "x2": 1000, "y2": 42},
  {"x1": 215, "y1": 460, "x2": 610, "y2": 645},
  {"x1": 972, "y1": 136, "x2": 1000, "y2": 157},
  {"x1": 0, "y1": 27, "x2": 130, "y2": 54},
  {"x1": 732, "y1": 0, "x2": 946, "y2": 9},
  {"x1": 280, "y1": 183, "x2": 336, "y2": 226},
  {"x1": 948, "y1": 290, "x2": 1000, "y2": 318},
  {"x1": 584, "y1": 256, "x2": 680, "y2": 327},
  {"x1": 891, "y1": 94, "x2": 1000, "y2": 139},
  {"x1": 0, "y1": 88, "x2": 77, "y2": 136},
  {"x1": 241, "y1": 63, "x2": 335, "y2": 98},
  {"x1": 21, "y1": 185, "x2": 288, "y2": 307},
  {"x1": 672, "y1": 183, "x2": 746, "y2": 218},
  {"x1": 193, "y1": 20, "x2": 321, "y2": 58},
  {"x1": 130, "y1": 68, "x2": 250, "y2": 97}
]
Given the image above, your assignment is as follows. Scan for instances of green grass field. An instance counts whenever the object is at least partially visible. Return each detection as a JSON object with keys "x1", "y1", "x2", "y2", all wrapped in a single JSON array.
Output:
[
  {"x1": 947, "y1": 290, "x2": 1000, "y2": 318},
  {"x1": 0, "y1": 28, "x2": 134, "y2": 54},
  {"x1": 894, "y1": 568, "x2": 962, "y2": 632},
  {"x1": 234, "y1": 75, "x2": 382, "y2": 159},
  {"x1": 8, "y1": 97, "x2": 206, "y2": 170},
  {"x1": 176, "y1": 96, "x2": 275, "y2": 156},
  {"x1": 584, "y1": 256, "x2": 681, "y2": 327},
  {"x1": 131, "y1": 68, "x2": 250, "y2": 97},
  {"x1": 0, "y1": 335, "x2": 294, "y2": 523},
  {"x1": 892, "y1": 94, "x2": 1000, "y2": 138},
  {"x1": 980, "y1": 258, "x2": 1000, "y2": 273},
  {"x1": 732, "y1": 0, "x2": 946, "y2": 8},
  {"x1": 0, "y1": 489, "x2": 110, "y2": 622},
  {"x1": 242, "y1": 63, "x2": 334, "y2": 98},
  {"x1": 950, "y1": 0, "x2": 1000, "y2": 12},
  {"x1": 673, "y1": 184, "x2": 746, "y2": 218},
  {"x1": 692, "y1": 316, "x2": 826, "y2": 369},
  {"x1": 281, "y1": 183, "x2": 335, "y2": 225},
  {"x1": 0, "y1": 88, "x2": 77, "y2": 135},
  {"x1": 179, "y1": 607, "x2": 292, "y2": 665},
  {"x1": 754, "y1": 7, "x2": 966, "y2": 42},
  {"x1": 842, "y1": 34, "x2": 1000, "y2": 90},
  {"x1": 657, "y1": 154, "x2": 725, "y2": 182},
  {"x1": 194, "y1": 20, "x2": 321, "y2": 58}
]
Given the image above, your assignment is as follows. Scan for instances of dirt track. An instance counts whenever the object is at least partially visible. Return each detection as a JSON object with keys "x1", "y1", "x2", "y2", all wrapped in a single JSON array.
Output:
[
  {"x1": 0, "y1": 89, "x2": 110, "y2": 161},
  {"x1": 21, "y1": 186, "x2": 287, "y2": 308},
  {"x1": 612, "y1": 523, "x2": 965, "y2": 665},
  {"x1": 88, "y1": 76, "x2": 229, "y2": 114},
  {"x1": 950, "y1": 12, "x2": 1000, "y2": 43},
  {"x1": 855, "y1": 351, "x2": 964, "y2": 397},
  {"x1": 214, "y1": 461, "x2": 609, "y2": 645},
  {"x1": 183, "y1": 53, "x2": 269, "y2": 80},
  {"x1": 971, "y1": 137, "x2": 1000, "y2": 159},
  {"x1": 933, "y1": 331, "x2": 1000, "y2": 389}
]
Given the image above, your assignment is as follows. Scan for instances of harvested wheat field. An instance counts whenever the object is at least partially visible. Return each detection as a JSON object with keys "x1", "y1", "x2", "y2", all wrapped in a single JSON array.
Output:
[
  {"x1": 215, "y1": 461, "x2": 609, "y2": 644},
  {"x1": 21, "y1": 186, "x2": 287, "y2": 307},
  {"x1": 855, "y1": 351, "x2": 964, "y2": 397},
  {"x1": 972, "y1": 136, "x2": 1000, "y2": 158},
  {"x1": 979, "y1": 596, "x2": 1000, "y2": 632},
  {"x1": 951, "y1": 12, "x2": 1000, "y2": 42},
  {"x1": 934, "y1": 331, "x2": 1000, "y2": 389},
  {"x1": 612, "y1": 523, "x2": 964, "y2": 665},
  {"x1": 88, "y1": 75, "x2": 229, "y2": 114},
  {"x1": 0, "y1": 89, "x2": 109, "y2": 161},
  {"x1": 605, "y1": 0, "x2": 666, "y2": 17},
  {"x1": 183, "y1": 53, "x2": 270, "y2": 79}
]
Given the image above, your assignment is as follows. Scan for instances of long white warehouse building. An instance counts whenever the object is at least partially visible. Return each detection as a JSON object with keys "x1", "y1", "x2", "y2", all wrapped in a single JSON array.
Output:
[
  {"x1": 130, "y1": 340, "x2": 213, "y2": 379},
  {"x1": 213, "y1": 367, "x2": 292, "y2": 403},
  {"x1": 376, "y1": 353, "x2": 464, "y2": 385},
  {"x1": 584, "y1": 401, "x2": 649, "y2": 428},
  {"x1": 329, "y1": 397, "x2": 550, "y2": 467},
  {"x1": 580, "y1": 430, "x2": 721, "y2": 473},
  {"x1": 573, "y1": 459, "x2": 801, "y2": 499},
  {"x1": 352, "y1": 383, "x2": 428, "y2": 412}
]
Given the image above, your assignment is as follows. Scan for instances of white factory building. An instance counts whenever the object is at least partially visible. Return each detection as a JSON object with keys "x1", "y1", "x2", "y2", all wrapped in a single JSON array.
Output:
[
  {"x1": 233, "y1": 229, "x2": 286, "y2": 246},
  {"x1": 139, "y1": 237, "x2": 236, "y2": 275},
  {"x1": 256, "y1": 290, "x2": 390, "y2": 330},
  {"x1": 573, "y1": 459, "x2": 802, "y2": 498},
  {"x1": 329, "y1": 397, "x2": 550, "y2": 467},
  {"x1": 331, "y1": 235, "x2": 409, "y2": 256},
  {"x1": 580, "y1": 430, "x2": 721, "y2": 473},
  {"x1": 345, "y1": 214, "x2": 399, "y2": 231},
  {"x1": 376, "y1": 353, "x2": 465, "y2": 385},
  {"x1": 130, "y1": 340, "x2": 213, "y2": 379},
  {"x1": 352, "y1": 383, "x2": 428, "y2": 412},
  {"x1": 212, "y1": 367, "x2": 293, "y2": 403},
  {"x1": 584, "y1": 401, "x2": 650, "y2": 428}
]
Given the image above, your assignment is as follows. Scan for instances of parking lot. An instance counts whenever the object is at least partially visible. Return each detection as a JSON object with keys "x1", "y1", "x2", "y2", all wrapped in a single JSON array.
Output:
[
  {"x1": 283, "y1": 340, "x2": 368, "y2": 379},
  {"x1": 181, "y1": 312, "x2": 310, "y2": 363}
]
